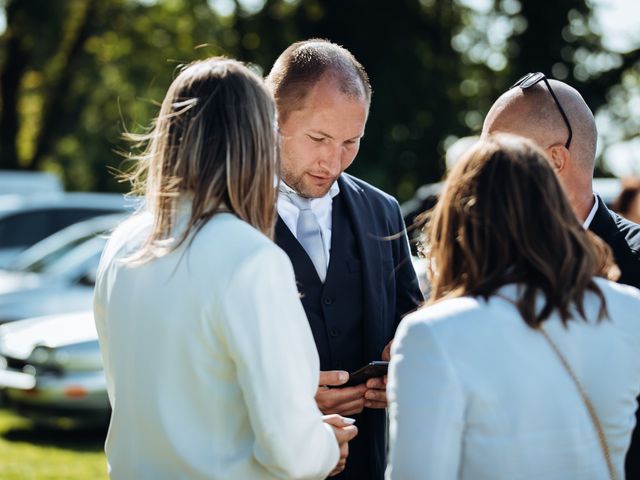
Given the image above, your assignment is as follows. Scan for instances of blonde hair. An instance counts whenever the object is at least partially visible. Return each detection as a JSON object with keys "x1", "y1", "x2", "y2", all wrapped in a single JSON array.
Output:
[
  {"x1": 423, "y1": 134, "x2": 614, "y2": 327},
  {"x1": 123, "y1": 57, "x2": 278, "y2": 263}
]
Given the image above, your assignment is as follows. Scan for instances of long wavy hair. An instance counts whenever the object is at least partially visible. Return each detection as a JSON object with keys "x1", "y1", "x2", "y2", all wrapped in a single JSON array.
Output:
[
  {"x1": 122, "y1": 57, "x2": 278, "y2": 263},
  {"x1": 423, "y1": 134, "x2": 615, "y2": 327}
]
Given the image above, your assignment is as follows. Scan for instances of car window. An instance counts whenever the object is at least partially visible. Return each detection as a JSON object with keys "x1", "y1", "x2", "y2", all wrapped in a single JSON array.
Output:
[
  {"x1": 0, "y1": 210, "x2": 55, "y2": 248},
  {"x1": 51, "y1": 208, "x2": 119, "y2": 231},
  {"x1": 20, "y1": 233, "x2": 99, "y2": 274},
  {"x1": 0, "y1": 208, "x2": 119, "y2": 249},
  {"x1": 42, "y1": 236, "x2": 107, "y2": 278}
]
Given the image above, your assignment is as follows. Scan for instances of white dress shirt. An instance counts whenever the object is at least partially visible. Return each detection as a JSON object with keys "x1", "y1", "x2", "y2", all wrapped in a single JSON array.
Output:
[
  {"x1": 277, "y1": 181, "x2": 340, "y2": 268},
  {"x1": 94, "y1": 209, "x2": 338, "y2": 479},
  {"x1": 387, "y1": 279, "x2": 640, "y2": 480},
  {"x1": 583, "y1": 194, "x2": 599, "y2": 229}
]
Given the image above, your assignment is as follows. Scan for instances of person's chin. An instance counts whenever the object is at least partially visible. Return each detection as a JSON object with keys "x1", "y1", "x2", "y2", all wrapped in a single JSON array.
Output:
[
  {"x1": 299, "y1": 182, "x2": 332, "y2": 198},
  {"x1": 300, "y1": 175, "x2": 335, "y2": 198}
]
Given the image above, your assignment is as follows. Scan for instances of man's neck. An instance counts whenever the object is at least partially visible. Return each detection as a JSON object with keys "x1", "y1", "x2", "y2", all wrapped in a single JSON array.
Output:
[{"x1": 573, "y1": 192, "x2": 596, "y2": 224}]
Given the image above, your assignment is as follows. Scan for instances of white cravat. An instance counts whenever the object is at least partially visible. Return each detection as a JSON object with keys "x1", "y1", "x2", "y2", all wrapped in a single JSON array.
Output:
[{"x1": 277, "y1": 181, "x2": 340, "y2": 276}]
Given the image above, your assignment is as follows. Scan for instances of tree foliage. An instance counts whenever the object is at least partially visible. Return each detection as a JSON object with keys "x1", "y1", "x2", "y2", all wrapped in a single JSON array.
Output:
[{"x1": 0, "y1": 0, "x2": 638, "y2": 198}]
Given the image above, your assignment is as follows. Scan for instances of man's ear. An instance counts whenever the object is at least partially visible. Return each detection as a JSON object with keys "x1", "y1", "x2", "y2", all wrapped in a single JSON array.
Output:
[{"x1": 546, "y1": 144, "x2": 569, "y2": 173}]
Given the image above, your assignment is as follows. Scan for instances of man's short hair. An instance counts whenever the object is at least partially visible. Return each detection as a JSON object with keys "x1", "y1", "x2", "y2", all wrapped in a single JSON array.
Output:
[{"x1": 265, "y1": 39, "x2": 372, "y2": 122}]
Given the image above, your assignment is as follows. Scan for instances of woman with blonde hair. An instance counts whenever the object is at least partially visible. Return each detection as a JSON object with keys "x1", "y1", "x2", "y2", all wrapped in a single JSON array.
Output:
[
  {"x1": 386, "y1": 134, "x2": 640, "y2": 480},
  {"x1": 94, "y1": 57, "x2": 356, "y2": 479}
]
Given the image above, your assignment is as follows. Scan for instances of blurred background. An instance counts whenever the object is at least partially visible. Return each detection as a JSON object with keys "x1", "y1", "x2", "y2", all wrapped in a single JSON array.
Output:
[
  {"x1": 1, "y1": 0, "x2": 639, "y2": 200},
  {"x1": 0, "y1": 0, "x2": 639, "y2": 478}
]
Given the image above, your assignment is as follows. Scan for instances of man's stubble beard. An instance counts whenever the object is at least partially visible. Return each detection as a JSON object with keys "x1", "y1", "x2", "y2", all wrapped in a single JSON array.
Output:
[{"x1": 281, "y1": 167, "x2": 335, "y2": 199}]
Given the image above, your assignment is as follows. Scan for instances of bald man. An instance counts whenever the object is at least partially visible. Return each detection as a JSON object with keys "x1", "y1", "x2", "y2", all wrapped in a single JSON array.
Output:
[{"x1": 483, "y1": 73, "x2": 640, "y2": 477}]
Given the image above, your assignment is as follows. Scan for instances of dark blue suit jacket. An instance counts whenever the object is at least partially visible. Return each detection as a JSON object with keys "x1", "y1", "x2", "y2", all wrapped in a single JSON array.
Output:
[
  {"x1": 589, "y1": 195, "x2": 640, "y2": 478},
  {"x1": 336, "y1": 173, "x2": 423, "y2": 362},
  {"x1": 276, "y1": 173, "x2": 423, "y2": 479}
]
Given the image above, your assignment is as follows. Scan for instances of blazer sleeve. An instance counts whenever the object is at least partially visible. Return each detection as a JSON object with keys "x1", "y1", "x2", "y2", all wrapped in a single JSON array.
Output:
[
  {"x1": 386, "y1": 317, "x2": 465, "y2": 480},
  {"x1": 93, "y1": 272, "x2": 114, "y2": 407},
  {"x1": 219, "y1": 244, "x2": 339, "y2": 480},
  {"x1": 390, "y1": 199, "x2": 424, "y2": 325}
]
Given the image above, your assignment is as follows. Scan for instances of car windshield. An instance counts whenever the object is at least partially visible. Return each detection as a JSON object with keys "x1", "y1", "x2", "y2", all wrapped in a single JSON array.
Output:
[
  {"x1": 20, "y1": 236, "x2": 106, "y2": 276},
  {"x1": 12, "y1": 233, "x2": 97, "y2": 273}
]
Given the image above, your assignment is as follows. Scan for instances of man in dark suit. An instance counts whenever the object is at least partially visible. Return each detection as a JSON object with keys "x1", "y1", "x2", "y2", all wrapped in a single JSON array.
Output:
[
  {"x1": 482, "y1": 72, "x2": 640, "y2": 477},
  {"x1": 266, "y1": 39, "x2": 423, "y2": 479}
]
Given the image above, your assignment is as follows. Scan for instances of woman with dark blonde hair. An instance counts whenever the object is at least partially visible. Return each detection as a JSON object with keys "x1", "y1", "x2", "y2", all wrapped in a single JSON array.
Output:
[
  {"x1": 94, "y1": 57, "x2": 356, "y2": 479},
  {"x1": 386, "y1": 134, "x2": 640, "y2": 480}
]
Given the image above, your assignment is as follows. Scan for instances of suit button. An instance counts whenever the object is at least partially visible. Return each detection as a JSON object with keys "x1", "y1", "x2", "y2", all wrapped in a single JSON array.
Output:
[
  {"x1": 330, "y1": 328, "x2": 341, "y2": 338},
  {"x1": 323, "y1": 297, "x2": 334, "y2": 305}
]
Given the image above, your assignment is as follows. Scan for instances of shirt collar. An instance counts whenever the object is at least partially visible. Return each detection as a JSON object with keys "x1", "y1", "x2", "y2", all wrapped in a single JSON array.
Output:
[{"x1": 582, "y1": 195, "x2": 598, "y2": 229}]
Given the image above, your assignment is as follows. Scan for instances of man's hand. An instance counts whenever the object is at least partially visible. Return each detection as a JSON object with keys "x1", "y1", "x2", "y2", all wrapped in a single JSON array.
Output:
[
  {"x1": 323, "y1": 414, "x2": 358, "y2": 477},
  {"x1": 316, "y1": 371, "x2": 366, "y2": 416},
  {"x1": 364, "y1": 376, "x2": 387, "y2": 409},
  {"x1": 382, "y1": 339, "x2": 393, "y2": 361},
  {"x1": 363, "y1": 341, "x2": 392, "y2": 409}
]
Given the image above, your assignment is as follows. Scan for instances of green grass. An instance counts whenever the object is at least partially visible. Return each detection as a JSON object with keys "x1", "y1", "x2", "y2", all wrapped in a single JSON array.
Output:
[{"x1": 0, "y1": 408, "x2": 108, "y2": 480}]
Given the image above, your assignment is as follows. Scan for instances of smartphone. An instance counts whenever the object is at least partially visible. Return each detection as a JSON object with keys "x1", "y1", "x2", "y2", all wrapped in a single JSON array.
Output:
[{"x1": 337, "y1": 361, "x2": 389, "y2": 388}]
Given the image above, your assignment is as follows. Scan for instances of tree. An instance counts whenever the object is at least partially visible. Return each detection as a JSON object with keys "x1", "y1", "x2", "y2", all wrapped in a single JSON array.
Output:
[{"x1": 1, "y1": 0, "x2": 637, "y2": 196}]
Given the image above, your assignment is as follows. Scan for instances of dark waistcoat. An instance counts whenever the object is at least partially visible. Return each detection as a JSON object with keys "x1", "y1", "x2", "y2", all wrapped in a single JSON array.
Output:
[
  {"x1": 275, "y1": 193, "x2": 366, "y2": 373},
  {"x1": 276, "y1": 193, "x2": 382, "y2": 480}
]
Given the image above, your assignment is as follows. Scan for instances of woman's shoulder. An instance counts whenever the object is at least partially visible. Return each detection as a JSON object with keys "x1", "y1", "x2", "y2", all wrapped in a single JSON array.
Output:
[
  {"x1": 594, "y1": 276, "x2": 640, "y2": 301},
  {"x1": 190, "y1": 213, "x2": 289, "y2": 271},
  {"x1": 398, "y1": 287, "x2": 529, "y2": 342},
  {"x1": 592, "y1": 277, "x2": 640, "y2": 324},
  {"x1": 399, "y1": 295, "x2": 492, "y2": 337},
  {"x1": 102, "y1": 211, "x2": 154, "y2": 260},
  {"x1": 195, "y1": 213, "x2": 280, "y2": 254}
]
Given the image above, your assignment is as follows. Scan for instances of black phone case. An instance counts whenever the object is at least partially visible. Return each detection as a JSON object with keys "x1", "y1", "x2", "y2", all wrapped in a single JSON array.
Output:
[{"x1": 337, "y1": 361, "x2": 389, "y2": 388}]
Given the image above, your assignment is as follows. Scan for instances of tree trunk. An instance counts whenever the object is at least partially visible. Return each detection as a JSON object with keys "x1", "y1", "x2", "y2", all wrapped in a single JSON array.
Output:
[
  {"x1": 29, "y1": 0, "x2": 95, "y2": 171},
  {"x1": 0, "y1": 0, "x2": 30, "y2": 170}
]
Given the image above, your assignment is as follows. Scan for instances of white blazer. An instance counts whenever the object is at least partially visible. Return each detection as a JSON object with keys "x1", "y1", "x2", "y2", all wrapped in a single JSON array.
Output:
[
  {"x1": 94, "y1": 210, "x2": 338, "y2": 479},
  {"x1": 387, "y1": 279, "x2": 640, "y2": 480}
]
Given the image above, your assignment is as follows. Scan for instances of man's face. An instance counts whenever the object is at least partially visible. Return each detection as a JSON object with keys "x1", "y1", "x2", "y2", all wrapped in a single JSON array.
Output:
[{"x1": 278, "y1": 78, "x2": 369, "y2": 198}]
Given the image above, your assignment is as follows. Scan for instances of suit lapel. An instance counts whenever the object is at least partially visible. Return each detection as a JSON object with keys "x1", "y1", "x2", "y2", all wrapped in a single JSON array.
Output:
[
  {"x1": 589, "y1": 195, "x2": 618, "y2": 242},
  {"x1": 275, "y1": 216, "x2": 322, "y2": 283},
  {"x1": 589, "y1": 195, "x2": 640, "y2": 287},
  {"x1": 338, "y1": 175, "x2": 385, "y2": 359},
  {"x1": 588, "y1": 195, "x2": 632, "y2": 264}
]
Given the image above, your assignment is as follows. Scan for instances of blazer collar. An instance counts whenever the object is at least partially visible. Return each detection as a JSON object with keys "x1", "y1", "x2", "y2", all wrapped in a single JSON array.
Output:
[
  {"x1": 588, "y1": 194, "x2": 618, "y2": 241},
  {"x1": 337, "y1": 174, "x2": 385, "y2": 357}
]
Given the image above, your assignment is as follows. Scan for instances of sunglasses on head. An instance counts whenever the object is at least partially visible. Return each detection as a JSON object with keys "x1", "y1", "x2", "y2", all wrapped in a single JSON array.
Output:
[{"x1": 510, "y1": 72, "x2": 573, "y2": 149}]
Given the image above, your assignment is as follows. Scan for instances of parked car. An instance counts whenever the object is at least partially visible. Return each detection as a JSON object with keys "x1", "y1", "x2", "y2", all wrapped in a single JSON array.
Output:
[
  {"x1": 0, "y1": 191, "x2": 133, "y2": 268},
  {"x1": 0, "y1": 170, "x2": 63, "y2": 196},
  {"x1": 0, "y1": 311, "x2": 108, "y2": 428},
  {"x1": 0, "y1": 233, "x2": 106, "y2": 324},
  {"x1": 0, "y1": 214, "x2": 125, "y2": 323},
  {"x1": 5, "y1": 213, "x2": 125, "y2": 273}
]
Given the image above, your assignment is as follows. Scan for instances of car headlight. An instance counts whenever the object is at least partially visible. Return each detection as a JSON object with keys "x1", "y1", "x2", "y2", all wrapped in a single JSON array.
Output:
[
  {"x1": 28, "y1": 341, "x2": 102, "y2": 373},
  {"x1": 29, "y1": 346, "x2": 57, "y2": 366}
]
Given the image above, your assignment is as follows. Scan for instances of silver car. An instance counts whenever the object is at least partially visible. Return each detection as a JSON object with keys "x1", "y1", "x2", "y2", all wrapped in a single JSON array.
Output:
[
  {"x1": 0, "y1": 191, "x2": 132, "y2": 268},
  {"x1": 0, "y1": 311, "x2": 108, "y2": 427},
  {"x1": 0, "y1": 214, "x2": 125, "y2": 324}
]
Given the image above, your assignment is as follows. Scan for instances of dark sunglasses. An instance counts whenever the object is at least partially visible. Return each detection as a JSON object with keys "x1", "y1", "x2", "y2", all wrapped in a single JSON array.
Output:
[{"x1": 510, "y1": 72, "x2": 573, "y2": 149}]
